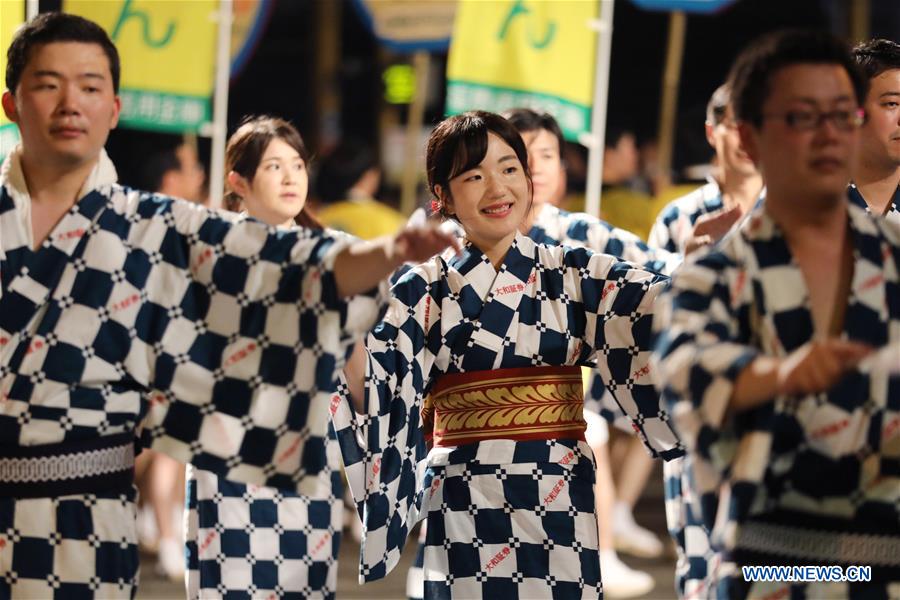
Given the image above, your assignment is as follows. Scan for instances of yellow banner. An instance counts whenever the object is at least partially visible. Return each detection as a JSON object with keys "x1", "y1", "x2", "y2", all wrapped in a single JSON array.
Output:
[
  {"x1": 1, "y1": 0, "x2": 25, "y2": 155},
  {"x1": 446, "y1": 0, "x2": 598, "y2": 140},
  {"x1": 64, "y1": 0, "x2": 218, "y2": 132}
]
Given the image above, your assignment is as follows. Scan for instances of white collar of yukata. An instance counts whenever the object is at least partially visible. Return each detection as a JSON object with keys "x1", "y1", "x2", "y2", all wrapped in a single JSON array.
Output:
[
  {"x1": 1, "y1": 144, "x2": 118, "y2": 207},
  {"x1": 444, "y1": 231, "x2": 535, "y2": 274}
]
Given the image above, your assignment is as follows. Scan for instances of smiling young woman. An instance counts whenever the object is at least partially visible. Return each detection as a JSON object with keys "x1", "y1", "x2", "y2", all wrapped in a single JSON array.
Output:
[{"x1": 334, "y1": 111, "x2": 683, "y2": 599}]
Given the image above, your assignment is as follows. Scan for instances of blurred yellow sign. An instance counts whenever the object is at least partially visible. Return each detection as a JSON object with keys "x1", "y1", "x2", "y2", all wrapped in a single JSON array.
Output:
[
  {"x1": 1, "y1": 0, "x2": 25, "y2": 156},
  {"x1": 354, "y1": 0, "x2": 456, "y2": 52},
  {"x1": 447, "y1": 0, "x2": 598, "y2": 140},
  {"x1": 64, "y1": 0, "x2": 218, "y2": 132}
]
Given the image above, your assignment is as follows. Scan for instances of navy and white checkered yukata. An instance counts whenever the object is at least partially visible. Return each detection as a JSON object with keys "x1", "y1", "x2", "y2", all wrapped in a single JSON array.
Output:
[
  {"x1": 184, "y1": 455, "x2": 344, "y2": 599},
  {"x1": 333, "y1": 232, "x2": 684, "y2": 599},
  {"x1": 848, "y1": 183, "x2": 900, "y2": 226},
  {"x1": 404, "y1": 204, "x2": 683, "y2": 599},
  {"x1": 647, "y1": 181, "x2": 735, "y2": 598},
  {"x1": 0, "y1": 149, "x2": 386, "y2": 599},
  {"x1": 653, "y1": 199, "x2": 900, "y2": 599},
  {"x1": 182, "y1": 226, "x2": 372, "y2": 600}
]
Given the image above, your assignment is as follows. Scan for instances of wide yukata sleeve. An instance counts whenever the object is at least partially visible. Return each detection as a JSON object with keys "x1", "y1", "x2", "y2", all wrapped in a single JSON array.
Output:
[
  {"x1": 651, "y1": 249, "x2": 760, "y2": 481},
  {"x1": 560, "y1": 246, "x2": 683, "y2": 459},
  {"x1": 332, "y1": 265, "x2": 437, "y2": 582},
  {"x1": 123, "y1": 192, "x2": 386, "y2": 494},
  {"x1": 582, "y1": 215, "x2": 681, "y2": 275},
  {"x1": 647, "y1": 202, "x2": 683, "y2": 255}
]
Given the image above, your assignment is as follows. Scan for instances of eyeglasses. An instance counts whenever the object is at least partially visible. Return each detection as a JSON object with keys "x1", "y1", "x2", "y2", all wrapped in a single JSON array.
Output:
[{"x1": 762, "y1": 108, "x2": 865, "y2": 131}]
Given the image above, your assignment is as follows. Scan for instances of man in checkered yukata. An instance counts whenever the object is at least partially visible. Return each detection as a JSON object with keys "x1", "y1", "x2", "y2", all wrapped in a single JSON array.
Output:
[
  {"x1": 848, "y1": 39, "x2": 900, "y2": 224},
  {"x1": 0, "y1": 12, "x2": 456, "y2": 599},
  {"x1": 643, "y1": 83, "x2": 766, "y2": 599},
  {"x1": 332, "y1": 110, "x2": 684, "y2": 599},
  {"x1": 653, "y1": 29, "x2": 900, "y2": 599}
]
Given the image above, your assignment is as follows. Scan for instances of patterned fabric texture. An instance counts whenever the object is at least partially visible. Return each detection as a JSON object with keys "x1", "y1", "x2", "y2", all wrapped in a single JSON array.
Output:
[
  {"x1": 332, "y1": 231, "x2": 683, "y2": 597},
  {"x1": 848, "y1": 183, "x2": 900, "y2": 225},
  {"x1": 407, "y1": 202, "x2": 683, "y2": 599},
  {"x1": 0, "y1": 149, "x2": 387, "y2": 598},
  {"x1": 647, "y1": 181, "x2": 725, "y2": 254},
  {"x1": 184, "y1": 451, "x2": 343, "y2": 599},
  {"x1": 653, "y1": 199, "x2": 900, "y2": 598}
]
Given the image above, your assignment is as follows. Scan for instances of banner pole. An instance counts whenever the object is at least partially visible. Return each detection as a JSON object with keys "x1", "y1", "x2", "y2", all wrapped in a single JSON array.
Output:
[
  {"x1": 209, "y1": 0, "x2": 233, "y2": 209},
  {"x1": 584, "y1": 0, "x2": 615, "y2": 219},
  {"x1": 26, "y1": 0, "x2": 38, "y2": 20}
]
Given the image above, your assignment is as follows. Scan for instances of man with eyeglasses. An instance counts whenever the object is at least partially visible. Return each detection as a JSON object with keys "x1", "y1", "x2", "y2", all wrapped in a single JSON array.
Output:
[
  {"x1": 653, "y1": 29, "x2": 900, "y2": 599},
  {"x1": 649, "y1": 83, "x2": 764, "y2": 256},
  {"x1": 851, "y1": 39, "x2": 900, "y2": 223}
]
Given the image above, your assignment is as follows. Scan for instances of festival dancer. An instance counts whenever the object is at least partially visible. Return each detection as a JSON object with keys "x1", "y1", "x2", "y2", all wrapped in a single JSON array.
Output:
[
  {"x1": 334, "y1": 111, "x2": 683, "y2": 599},
  {"x1": 0, "y1": 14, "x2": 455, "y2": 598}
]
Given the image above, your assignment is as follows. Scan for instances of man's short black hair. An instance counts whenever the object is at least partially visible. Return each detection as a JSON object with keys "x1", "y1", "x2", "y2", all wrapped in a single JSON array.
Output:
[
  {"x1": 138, "y1": 143, "x2": 183, "y2": 193},
  {"x1": 728, "y1": 29, "x2": 868, "y2": 128},
  {"x1": 314, "y1": 139, "x2": 377, "y2": 204},
  {"x1": 852, "y1": 38, "x2": 900, "y2": 81},
  {"x1": 6, "y1": 11, "x2": 120, "y2": 94},
  {"x1": 502, "y1": 108, "x2": 566, "y2": 160}
]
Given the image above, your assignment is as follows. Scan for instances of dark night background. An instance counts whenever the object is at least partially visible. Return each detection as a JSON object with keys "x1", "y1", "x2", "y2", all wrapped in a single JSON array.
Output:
[{"x1": 42, "y1": 0, "x2": 900, "y2": 187}]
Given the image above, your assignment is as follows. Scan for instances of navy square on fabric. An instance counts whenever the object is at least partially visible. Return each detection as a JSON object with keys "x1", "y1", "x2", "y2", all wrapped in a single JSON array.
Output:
[
  {"x1": 251, "y1": 560, "x2": 278, "y2": 590},
  {"x1": 198, "y1": 559, "x2": 221, "y2": 587},
  {"x1": 239, "y1": 304, "x2": 267, "y2": 339},
  {"x1": 552, "y1": 580, "x2": 583, "y2": 600},
  {"x1": 93, "y1": 320, "x2": 131, "y2": 365},
  {"x1": 159, "y1": 400, "x2": 203, "y2": 443},
  {"x1": 307, "y1": 499, "x2": 333, "y2": 530},
  {"x1": 447, "y1": 542, "x2": 480, "y2": 578},
  {"x1": 503, "y1": 475, "x2": 539, "y2": 510},
  {"x1": 482, "y1": 577, "x2": 519, "y2": 598},
  {"x1": 308, "y1": 561, "x2": 330, "y2": 590},
  {"x1": 158, "y1": 227, "x2": 190, "y2": 270},
  {"x1": 56, "y1": 500, "x2": 92, "y2": 539},
  {"x1": 95, "y1": 541, "x2": 139, "y2": 582},
  {"x1": 220, "y1": 530, "x2": 250, "y2": 558},
  {"x1": 238, "y1": 428, "x2": 277, "y2": 467},
  {"x1": 197, "y1": 500, "x2": 219, "y2": 529},
  {"x1": 472, "y1": 509, "x2": 513, "y2": 544},
  {"x1": 514, "y1": 543, "x2": 549, "y2": 578},
  {"x1": 541, "y1": 511, "x2": 575, "y2": 545},
  {"x1": 248, "y1": 499, "x2": 277, "y2": 528},
  {"x1": 11, "y1": 537, "x2": 54, "y2": 578},
  {"x1": 55, "y1": 582, "x2": 92, "y2": 600},
  {"x1": 211, "y1": 255, "x2": 249, "y2": 296},
  {"x1": 443, "y1": 476, "x2": 472, "y2": 512},
  {"x1": 0, "y1": 498, "x2": 13, "y2": 530},
  {"x1": 279, "y1": 530, "x2": 307, "y2": 559},
  {"x1": 42, "y1": 344, "x2": 87, "y2": 386},
  {"x1": 70, "y1": 268, "x2": 114, "y2": 310},
  {"x1": 259, "y1": 346, "x2": 295, "y2": 387}
]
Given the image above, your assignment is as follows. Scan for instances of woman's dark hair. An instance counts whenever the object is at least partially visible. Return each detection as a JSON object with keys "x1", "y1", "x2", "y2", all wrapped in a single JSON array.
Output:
[
  {"x1": 224, "y1": 115, "x2": 320, "y2": 230},
  {"x1": 6, "y1": 12, "x2": 120, "y2": 94},
  {"x1": 728, "y1": 29, "x2": 868, "y2": 128},
  {"x1": 426, "y1": 110, "x2": 531, "y2": 219},
  {"x1": 502, "y1": 107, "x2": 566, "y2": 162}
]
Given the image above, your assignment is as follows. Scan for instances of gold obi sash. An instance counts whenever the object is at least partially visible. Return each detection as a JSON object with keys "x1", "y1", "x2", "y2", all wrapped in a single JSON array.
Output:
[{"x1": 423, "y1": 366, "x2": 586, "y2": 448}]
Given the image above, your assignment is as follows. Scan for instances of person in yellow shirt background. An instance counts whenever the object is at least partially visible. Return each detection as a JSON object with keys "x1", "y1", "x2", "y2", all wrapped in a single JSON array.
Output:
[{"x1": 312, "y1": 138, "x2": 407, "y2": 239}]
